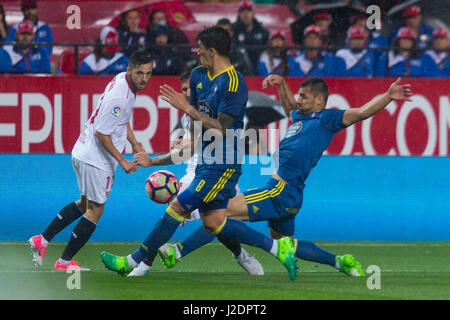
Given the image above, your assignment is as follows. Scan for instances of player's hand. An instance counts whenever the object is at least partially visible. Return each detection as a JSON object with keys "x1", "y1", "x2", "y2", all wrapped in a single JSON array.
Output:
[
  {"x1": 133, "y1": 152, "x2": 152, "y2": 167},
  {"x1": 262, "y1": 74, "x2": 284, "y2": 89},
  {"x1": 134, "y1": 142, "x2": 145, "y2": 154},
  {"x1": 160, "y1": 84, "x2": 189, "y2": 112},
  {"x1": 388, "y1": 77, "x2": 413, "y2": 101},
  {"x1": 120, "y1": 159, "x2": 139, "y2": 173}
]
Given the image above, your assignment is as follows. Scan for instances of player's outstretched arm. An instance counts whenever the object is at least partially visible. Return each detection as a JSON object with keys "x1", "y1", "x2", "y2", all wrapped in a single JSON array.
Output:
[
  {"x1": 159, "y1": 84, "x2": 235, "y2": 135},
  {"x1": 95, "y1": 131, "x2": 138, "y2": 174},
  {"x1": 342, "y1": 77, "x2": 412, "y2": 127},
  {"x1": 262, "y1": 74, "x2": 297, "y2": 118},
  {"x1": 133, "y1": 139, "x2": 195, "y2": 167}
]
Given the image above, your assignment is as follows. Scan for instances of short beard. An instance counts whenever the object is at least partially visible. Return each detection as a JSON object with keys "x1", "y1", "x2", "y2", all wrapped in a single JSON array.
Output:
[{"x1": 16, "y1": 41, "x2": 32, "y2": 51}]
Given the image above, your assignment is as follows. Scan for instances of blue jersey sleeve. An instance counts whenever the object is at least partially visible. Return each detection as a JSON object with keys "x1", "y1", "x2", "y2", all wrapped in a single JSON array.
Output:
[{"x1": 321, "y1": 109, "x2": 345, "y2": 133}]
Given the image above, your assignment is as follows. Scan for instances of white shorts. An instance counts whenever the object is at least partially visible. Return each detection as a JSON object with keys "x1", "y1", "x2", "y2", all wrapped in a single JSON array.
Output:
[
  {"x1": 180, "y1": 172, "x2": 239, "y2": 223},
  {"x1": 72, "y1": 156, "x2": 114, "y2": 204}
]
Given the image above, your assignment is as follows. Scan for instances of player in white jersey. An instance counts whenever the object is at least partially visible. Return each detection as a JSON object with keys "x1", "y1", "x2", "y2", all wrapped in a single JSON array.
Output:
[
  {"x1": 128, "y1": 70, "x2": 263, "y2": 276},
  {"x1": 28, "y1": 51, "x2": 154, "y2": 271}
]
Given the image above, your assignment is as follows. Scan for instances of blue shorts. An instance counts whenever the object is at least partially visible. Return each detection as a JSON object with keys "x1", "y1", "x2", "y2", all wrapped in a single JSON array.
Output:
[
  {"x1": 244, "y1": 178, "x2": 303, "y2": 236},
  {"x1": 177, "y1": 167, "x2": 241, "y2": 213}
]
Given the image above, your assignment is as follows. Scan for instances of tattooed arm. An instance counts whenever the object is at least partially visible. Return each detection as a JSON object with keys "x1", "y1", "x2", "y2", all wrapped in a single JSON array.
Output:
[{"x1": 262, "y1": 74, "x2": 297, "y2": 119}]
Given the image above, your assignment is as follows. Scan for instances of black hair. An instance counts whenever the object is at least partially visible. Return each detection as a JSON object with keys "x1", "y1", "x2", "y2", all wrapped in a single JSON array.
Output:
[
  {"x1": 217, "y1": 18, "x2": 232, "y2": 26},
  {"x1": 179, "y1": 68, "x2": 191, "y2": 82},
  {"x1": 128, "y1": 50, "x2": 153, "y2": 69},
  {"x1": 300, "y1": 78, "x2": 329, "y2": 104},
  {"x1": 118, "y1": 8, "x2": 140, "y2": 31},
  {"x1": 196, "y1": 26, "x2": 231, "y2": 57}
]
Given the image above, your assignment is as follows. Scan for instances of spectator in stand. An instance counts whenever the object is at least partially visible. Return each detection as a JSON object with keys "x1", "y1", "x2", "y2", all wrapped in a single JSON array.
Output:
[
  {"x1": 376, "y1": 27, "x2": 422, "y2": 77},
  {"x1": 79, "y1": 26, "x2": 128, "y2": 75},
  {"x1": 148, "y1": 24, "x2": 184, "y2": 75},
  {"x1": 116, "y1": 9, "x2": 147, "y2": 57},
  {"x1": 146, "y1": 9, "x2": 192, "y2": 64},
  {"x1": 0, "y1": 4, "x2": 14, "y2": 44},
  {"x1": 389, "y1": 5, "x2": 433, "y2": 51},
  {"x1": 0, "y1": 20, "x2": 50, "y2": 73},
  {"x1": 232, "y1": 1, "x2": 269, "y2": 74},
  {"x1": 335, "y1": 25, "x2": 376, "y2": 78},
  {"x1": 415, "y1": 27, "x2": 449, "y2": 77},
  {"x1": 312, "y1": 11, "x2": 342, "y2": 52},
  {"x1": 289, "y1": 24, "x2": 343, "y2": 77},
  {"x1": 217, "y1": 18, "x2": 254, "y2": 75},
  {"x1": 257, "y1": 30, "x2": 289, "y2": 76},
  {"x1": 11, "y1": 0, "x2": 53, "y2": 56},
  {"x1": 349, "y1": 12, "x2": 387, "y2": 58}
]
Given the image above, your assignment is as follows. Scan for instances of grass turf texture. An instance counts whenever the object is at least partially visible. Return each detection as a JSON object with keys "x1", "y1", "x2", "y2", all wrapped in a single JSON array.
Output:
[{"x1": 0, "y1": 241, "x2": 449, "y2": 300}]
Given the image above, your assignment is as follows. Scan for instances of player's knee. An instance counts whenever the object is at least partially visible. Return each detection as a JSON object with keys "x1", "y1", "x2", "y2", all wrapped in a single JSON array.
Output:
[
  {"x1": 75, "y1": 198, "x2": 87, "y2": 213},
  {"x1": 168, "y1": 199, "x2": 189, "y2": 218},
  {"x1": 202, "y1": 215, "x2": 226, "y2": 234}
]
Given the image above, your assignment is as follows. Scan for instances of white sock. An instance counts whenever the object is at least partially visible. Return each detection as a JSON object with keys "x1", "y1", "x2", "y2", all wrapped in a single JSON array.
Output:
[
  {"x1": 40, "y1": 235, "x2": 49, "y2": 247},
  {"x1": 127, "y1": 254, "x2": 137, "y2": 268},
  {"x1": 140, "y1": 263, "x2": 151, "y2": 271},
  {"x1": 270, "y1": 240, "x2": 278, "y2": 256},
  {"x1": 59, "y1": 258, "x2": 71, "y2": 264}
]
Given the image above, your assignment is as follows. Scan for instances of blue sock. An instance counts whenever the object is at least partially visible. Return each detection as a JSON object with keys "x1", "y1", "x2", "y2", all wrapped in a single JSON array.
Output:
[
  {"x1": 215, "y1": 218, "x2": 274, "y2": 253},
  {"x1": 294, "y1": 240, "x2": 336, "y2": 267},
  {"x1": 131, "y1": 207, "x2": 184, "y2": 264},
  {"x1": 180, "y1": 225, "x2": 216, "y2": 257}
]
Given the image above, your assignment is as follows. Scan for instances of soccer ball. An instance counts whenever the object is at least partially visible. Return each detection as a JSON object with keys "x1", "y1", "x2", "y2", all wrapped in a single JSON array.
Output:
[{"x1": 145, "y1": 170, "x2": 179, "y2": 204}]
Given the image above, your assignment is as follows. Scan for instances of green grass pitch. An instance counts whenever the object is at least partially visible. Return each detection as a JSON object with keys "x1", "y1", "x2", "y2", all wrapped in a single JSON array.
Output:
[{"x1": 1, "y1": 241, "x2": 449, "y2": 300}]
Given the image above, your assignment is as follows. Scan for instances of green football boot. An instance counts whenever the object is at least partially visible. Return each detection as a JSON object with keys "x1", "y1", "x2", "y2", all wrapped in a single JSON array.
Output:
[
  {"x1": 335, "y1": 254, "x2": 366, "y2": 277},
  {"x1": 100, "y1": 251, "x2": 133, "y2": 276},
  {"x1": 275, "y1": 237, "x2": 298, "y2": 281},
  {"x1": 158, "y1": 243, "x2": 180, "y2": 268}
]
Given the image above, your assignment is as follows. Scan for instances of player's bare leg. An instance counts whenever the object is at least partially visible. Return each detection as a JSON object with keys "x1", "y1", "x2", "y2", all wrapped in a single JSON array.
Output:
[
  {"x1": 224, "y1": 193, "x2": 250, "y2": 220},
  {"x1": 29, "y1": 195, "x2": 87, "y2": 267}
]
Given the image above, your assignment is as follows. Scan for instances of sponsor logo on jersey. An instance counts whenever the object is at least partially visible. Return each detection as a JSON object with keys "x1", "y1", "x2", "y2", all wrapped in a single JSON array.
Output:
[
  {"x1": 197, "y1": 100, "x2": 212, "y2": 117},
  {"x1": 285, "y1": 121, "x2": 303, "y2": 138},
  {"x1": 111, "y1": 106, "x2": 122, "y2": 119}
]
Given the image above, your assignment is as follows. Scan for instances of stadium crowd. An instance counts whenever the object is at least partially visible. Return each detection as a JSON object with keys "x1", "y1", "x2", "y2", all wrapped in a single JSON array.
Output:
[{"x1": 0, "y1": 0, "x2": 448, "y2": 77}]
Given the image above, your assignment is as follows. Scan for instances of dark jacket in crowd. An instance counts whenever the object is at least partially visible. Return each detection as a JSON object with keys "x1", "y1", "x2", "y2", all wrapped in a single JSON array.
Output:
[{"x1": 232, "y1": 18, "x2": 269, "y2": 73}]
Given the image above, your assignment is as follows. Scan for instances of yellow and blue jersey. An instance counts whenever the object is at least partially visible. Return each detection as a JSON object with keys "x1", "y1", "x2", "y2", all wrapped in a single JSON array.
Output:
[
  {"x1": 176, "y1": 65, "x2": 247, "y2": 213},
  {"x1": 276, "y1": 108, "x2": 346, "y2": 190},
  {"x1": 243, "y1": 108, "x2": 346, "y2": 235},
  {"x1": 189, "y1": 65, "x2": 248, "y2": 172}
]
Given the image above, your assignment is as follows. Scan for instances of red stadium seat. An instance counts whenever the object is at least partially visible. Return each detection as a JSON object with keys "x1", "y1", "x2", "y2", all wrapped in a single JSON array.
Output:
[{"x1": 59, "y1": 50, "x2": 90, "y2": 74}]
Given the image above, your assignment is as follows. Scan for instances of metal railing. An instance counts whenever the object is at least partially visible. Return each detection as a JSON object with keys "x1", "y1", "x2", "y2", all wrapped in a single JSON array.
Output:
[{"x1": 0, "y1": 41, "x2": 416, "y2": 76}]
